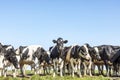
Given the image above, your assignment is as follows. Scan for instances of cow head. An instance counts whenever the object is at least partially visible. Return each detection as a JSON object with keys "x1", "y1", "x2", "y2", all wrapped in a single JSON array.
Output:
[
  {"x1": 79, "y1": 43, "x2": 91, "y2": 60},
  {"x1": 5, "y1": 47, "x2": 19, "y2": 69},
  {"x1": 52, "y1": 37, "x2": 68, "y2": 55},
  {"x1": 93, "y1": 47, "x2": 101, "y2": 60}
]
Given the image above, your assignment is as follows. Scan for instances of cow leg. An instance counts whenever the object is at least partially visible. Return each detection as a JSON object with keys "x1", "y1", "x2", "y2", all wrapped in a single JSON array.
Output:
[
  {"x1": 109, "y1": 66, "x2": 112, "y2": 76},
  {"x1": 77, "y1": 59, "x2": 82, "y2": 77},
  {"x1": 68, "y1": 63, "x2": 72, "y2": 75},
  {"x1": 118, "y1": 64, "x2": 120, "y2": 76},
  {"x1": 83, "y1": 62, "x2": 87, "y2": 76},
  {"x1": 20, "y1": 64, "x2": 26, "y2": 77},
  {"x1": 63, "y1": 62, "x2": 66, "y2": 76},
  {"x1": 53, "y1": 59, "x2": 57, "y2": 77},
  {"x1": 113, "y1": 63, "x2": 118, "y2": 76},
  {"x1": 88, "y1": 61, "x2": 92, "y2": 76},
  {"x1": 100, "y1": 65, "x2": 104, "y2": 75},
  {"x1": 0, "y1": 70, "x2": 2, "y2": 76},
  {"x1": 70, "y1": 59, "x2": 75, "y2": 77},
  {"x1": 97, "y1": 65, "x2": 101, "y2": 75},
  {"x1": 3, "y1": 66, "x2": 8, "y2": 77},
  {"x1": 60, "y1": 61, "x2": 64, "y2": 77},
  {"x1": 105, "y1": 61, "x2": 109, "y2": 77},
  {"x1": 12, "y1": 68, "x2": 17, "y2": 77},
  {"x1": 34, "y1": 64, "x2": 40, "y2": 75},
  {"x1": 91, "y1": 63, "x2": 95, "y2": 75},
  {"x1": 4, "y1": 68, "x2": 7, "y2": 77},
  {"x1": 74, "y1": 64, "x2": 77, "y2": 73}
]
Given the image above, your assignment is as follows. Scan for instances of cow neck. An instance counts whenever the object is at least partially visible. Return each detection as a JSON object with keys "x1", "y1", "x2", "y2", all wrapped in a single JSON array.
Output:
[{"x1": 56, "y1": 46, "x2": 63, "y2": 59}]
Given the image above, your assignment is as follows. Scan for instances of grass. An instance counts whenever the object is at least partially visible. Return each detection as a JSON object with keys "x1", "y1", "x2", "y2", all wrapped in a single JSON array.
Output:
[
  {"x1": 0, "y1": 70, "x2": 113, "y2": 80},
  {"x1": 0, "y1": 73, "x2": 111, "y2": 80}
]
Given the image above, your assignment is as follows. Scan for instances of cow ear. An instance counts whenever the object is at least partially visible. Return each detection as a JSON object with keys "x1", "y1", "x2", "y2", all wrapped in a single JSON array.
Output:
[
  {"x1": 52, "y1": 40, "x2": 57, "y2": 43},
  {"x1": 63, "y1": 40, "x2": 68, "y2": 44}
]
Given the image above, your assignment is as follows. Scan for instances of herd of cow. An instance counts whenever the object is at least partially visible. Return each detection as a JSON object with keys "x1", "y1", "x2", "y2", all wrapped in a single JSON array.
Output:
[{"x1": 0, "y1": 37, "x2": 120, "y2": 78}]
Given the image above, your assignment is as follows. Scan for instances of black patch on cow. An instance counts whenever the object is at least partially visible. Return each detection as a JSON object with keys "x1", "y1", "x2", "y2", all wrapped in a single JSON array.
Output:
[
  {"x1": 21, "y1": 48, "x2": 29, "y2": 60},
  {"x1": 111, "y1": 50, "x2": 120, "y2": 62},
  {"x1": 71, "y1": 45, "x2": 81, "y2": 58}
]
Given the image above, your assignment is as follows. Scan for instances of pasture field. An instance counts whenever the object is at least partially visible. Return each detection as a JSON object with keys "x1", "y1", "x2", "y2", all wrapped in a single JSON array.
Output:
[
  {"x1": 0, "y1": 70, "x2": 118, "y2": 80},
  {"x1": 0, "y1": 75, "x2": 111, "y2": 80},
  {"x1": 0, "y1": 70, "x2": 112, "y2": 80}
]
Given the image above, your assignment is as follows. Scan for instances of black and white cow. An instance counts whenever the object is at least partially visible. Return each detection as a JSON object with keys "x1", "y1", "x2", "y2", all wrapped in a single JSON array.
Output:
[
  {"x1": 15, "y1": 46, "x2": 27, "y2": 75},
  {"x1": 0, "y1": 43, "x2": 5, "y2": 76},
  {"x1": 0, "y1": 44, "x2": 19, "y2": 77},
  {"x1": 110, "y1": 47, "x2": 120, "y2": 76},
  {"x1": 49, "y1": 37, "x2": 68, "y2": 77},
  {"x1": 63, "y1": 44, "x2": 83, "y2": 77},
  {"x1": 19, "y1": 45, "x2": 51, "y2": 77},
  {"x1": 78, "y1": 43, "x2": 101, "y2": 77},
  {"x1": 91, "y1": 46, "x2": 104, "y2": 75},
  {"x1": 80, "y1": 43, "x2": 93, "y2": 76},
  {"x1": 93, "y1": 45, "x2": 120, "y2": 76}
]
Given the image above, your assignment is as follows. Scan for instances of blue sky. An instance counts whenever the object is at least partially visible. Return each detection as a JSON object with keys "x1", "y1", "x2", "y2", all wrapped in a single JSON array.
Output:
[{"x1": 0, "y1": 0, "x2": 120, "y2": 49}]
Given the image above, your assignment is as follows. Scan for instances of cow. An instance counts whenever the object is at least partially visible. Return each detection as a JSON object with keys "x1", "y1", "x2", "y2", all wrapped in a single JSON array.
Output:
[
  {"x1": 15, "y1": 46, "x2": 27, "y2": 75},
  {"x1": 19, "y1": 45, "x2": 51, "y2": 77},
  {"x1": 62, "y1": 43, "x2": 101, "y2": 77},
  {"x1": 93, "y1": 45, "x2": 120, "y2": 76},
  {"x1": 63, "y1": 44, "x2": 83, "y2": 77},
  {"x1": 49, "y1": 37, "x2": 68, "y2": 77},
  {"x1": 0, "y1": 44, "x2": 19, "y2": 77},
  {"x1": 80, "y1": 43, "x2": 94, "y2": 76},
  {"x1": 0, "y1": 43, "x2": 5, "y2": 76}
]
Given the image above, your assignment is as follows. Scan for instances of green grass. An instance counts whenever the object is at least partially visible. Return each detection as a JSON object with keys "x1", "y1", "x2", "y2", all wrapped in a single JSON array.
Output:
[
  {"x1": 0, "y1": 70, "x2": 112, "y2": 80},
  {"x1": 0, "y1": 74, "x2": 110, "y2": 80}
]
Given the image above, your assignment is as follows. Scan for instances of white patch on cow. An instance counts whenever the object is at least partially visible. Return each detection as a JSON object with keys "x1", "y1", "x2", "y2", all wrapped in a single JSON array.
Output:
[
  {"x1": 83, "y1": 44, "x2": 89, "y2": 53},
  {"x1": 50, "y1": 46, "x2": 55, "y2": 52},
  {"x1": 58, "y1": 58, "x2": 62, "y2": 64},
  {"x1": 94, "y1": 47, "x2": 99, "y2": 53},
  {"x1": 15, "y1": 49, "x2": 20, "y2": 55},
  {"x1": 16, "y1": 55, "x2": 20, "y2": 62},
  {"x1": 6, "y1": 46, "x2": 13, "y2": 50},
  {"x1": 47, "y1": 51, "x2": 50, "y2": 57},
  {"x1": 0, "y1": 55, "x2": 4, "y2": 69}
]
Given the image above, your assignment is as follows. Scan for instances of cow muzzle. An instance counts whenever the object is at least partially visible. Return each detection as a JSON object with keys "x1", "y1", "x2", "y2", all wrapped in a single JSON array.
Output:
[{"x1": 85, "y1": 53, "x2": 91, "y2": 60}]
